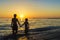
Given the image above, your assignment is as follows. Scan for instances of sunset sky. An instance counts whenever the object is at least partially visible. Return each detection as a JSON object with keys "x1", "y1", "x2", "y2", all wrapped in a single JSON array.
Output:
[{"x1": 0, "y1": 0, "x2": 60, "y2": 18}]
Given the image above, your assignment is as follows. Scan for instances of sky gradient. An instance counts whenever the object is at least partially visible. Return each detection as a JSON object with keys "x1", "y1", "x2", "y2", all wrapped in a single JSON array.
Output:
[{"x1": 0, "y1": 0, "x2": 60, "y2": 18}]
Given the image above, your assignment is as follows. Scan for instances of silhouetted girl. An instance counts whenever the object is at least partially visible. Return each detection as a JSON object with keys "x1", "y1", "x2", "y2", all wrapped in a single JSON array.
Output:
[
  {"x1": 11, "y1": 14, "x2": 20, "y2": 34},
  {"x1": 21, "y1": 18, "x2": 29, "y2": 35}
]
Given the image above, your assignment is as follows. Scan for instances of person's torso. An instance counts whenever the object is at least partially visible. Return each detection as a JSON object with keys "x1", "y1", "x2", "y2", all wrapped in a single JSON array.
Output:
[
  {"x1": 24, "y1": 22, "x2": 29, "y2": 28},
  {"x1": 12, "y1": 18, "x2": 18, "y2": 26}
]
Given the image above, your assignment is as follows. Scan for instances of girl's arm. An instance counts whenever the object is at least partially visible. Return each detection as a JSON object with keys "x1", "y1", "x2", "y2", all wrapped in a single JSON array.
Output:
[
  {"x1": 21, "y1": 22, "x2": 25, "y2": 27},
  {"x1": 17, "y1": 19, "x2": 21, "y2": 27},
  {"x1": 28, "y1": 23, "x2": 29, "y2": 28}
]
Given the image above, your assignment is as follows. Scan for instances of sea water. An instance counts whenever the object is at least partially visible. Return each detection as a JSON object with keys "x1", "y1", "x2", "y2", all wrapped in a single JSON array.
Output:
[
  {"x1": 0, "y1": 18, "x2": 60, "y2": 36},
  {"x1": 0, "y1": 18, "x2": 60, "y2": 30}
]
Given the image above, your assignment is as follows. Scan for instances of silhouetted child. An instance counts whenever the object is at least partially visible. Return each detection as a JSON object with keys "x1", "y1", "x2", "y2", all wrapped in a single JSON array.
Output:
[
  {"x1": 21, "y1": 18, "x2": 29, "y2": 35},
  {"x1": 11, "y1": 14, "x2": 20, "y2": 34}
]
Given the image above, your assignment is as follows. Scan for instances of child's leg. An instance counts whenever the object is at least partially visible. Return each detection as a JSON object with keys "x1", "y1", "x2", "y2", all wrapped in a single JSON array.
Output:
[
  {"x1": 25, "y1": 29, "x2": 28, "y2": 35},
  {"x1": 12, "y1": 30, "x2": 14, "y2": 34},
  {"x1": 16, "y1": 29, "x2": 18, "y2": 34},
  {"x1": 12, "y1": 28, "x2": 14, "y2": 34},
  {"x1": 15, "y1": 28, "x2": 18, "y2": 34}
]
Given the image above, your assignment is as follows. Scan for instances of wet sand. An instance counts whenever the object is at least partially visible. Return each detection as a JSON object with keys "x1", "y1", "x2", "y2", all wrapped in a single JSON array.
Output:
[{"x1": 0, "y1": 26, "x2": 60, "y2": 40}]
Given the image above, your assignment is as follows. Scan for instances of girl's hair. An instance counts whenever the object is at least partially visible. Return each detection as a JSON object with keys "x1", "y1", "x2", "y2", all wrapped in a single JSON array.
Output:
[
  {"x1": 14, "y1": 14, "x2": 17, "y2": 17},
  {"x1": 25, "y1": 18, "x2": 28, "y2": 21}
]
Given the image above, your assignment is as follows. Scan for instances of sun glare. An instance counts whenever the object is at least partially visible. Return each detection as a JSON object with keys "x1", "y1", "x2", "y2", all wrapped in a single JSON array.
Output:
[
  {"x1": 20, "y1": 14, "x2": 24, "y2": 18},
  {"x1": 20, "y1": 14, "x2": 24, "y2": 21}
]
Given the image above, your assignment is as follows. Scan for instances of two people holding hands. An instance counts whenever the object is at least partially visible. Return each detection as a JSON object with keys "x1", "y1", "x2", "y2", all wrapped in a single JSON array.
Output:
[{"x1": 11, "y1": 14, "x2": 29, "y2": 35}]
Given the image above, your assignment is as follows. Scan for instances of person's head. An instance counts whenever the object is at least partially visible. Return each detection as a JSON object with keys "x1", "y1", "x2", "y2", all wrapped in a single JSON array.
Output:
[
  {"x1": 25, "y1": 18, "x2": 28, "y2": 22},
  {"x1": 14, "y1": 14, "x2": 17, "y2": 18}
]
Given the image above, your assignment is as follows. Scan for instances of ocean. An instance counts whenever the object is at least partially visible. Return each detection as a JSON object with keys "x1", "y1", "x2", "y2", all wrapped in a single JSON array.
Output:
[
  {"x1": 0, "y1": 18, "x2": 60, "y2": 39},
  {"x1": 0, "y1": 18, "x2": 60, "y2": 30}
]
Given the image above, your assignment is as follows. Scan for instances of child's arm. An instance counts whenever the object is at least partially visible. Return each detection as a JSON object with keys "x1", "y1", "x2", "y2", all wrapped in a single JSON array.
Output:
[
  {"x1": 28, "y1": 23, "x2": 29, "y2": 28},
  {"x1": 17, "y1": 19, "x2": 21, "y2": 27}
]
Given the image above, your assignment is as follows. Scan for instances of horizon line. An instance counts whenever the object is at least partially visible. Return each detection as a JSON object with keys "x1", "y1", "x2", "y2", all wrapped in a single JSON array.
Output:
[{"x1": 0, "y1": 17, "x2": 60, "y2": 19}]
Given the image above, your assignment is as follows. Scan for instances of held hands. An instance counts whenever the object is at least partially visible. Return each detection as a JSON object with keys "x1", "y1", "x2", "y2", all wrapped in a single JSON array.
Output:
[
  {"x1": 20, "y1": 25, "x2": 22, "y2": 27},
  {"x1": 20, "y1": 24, "x2": 23, "y2": 27}
]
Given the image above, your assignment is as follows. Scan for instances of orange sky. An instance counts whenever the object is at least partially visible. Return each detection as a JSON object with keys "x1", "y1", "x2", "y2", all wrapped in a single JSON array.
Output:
[{"x1": 0, "y1": 0, "x2": 60, "y2": 18}]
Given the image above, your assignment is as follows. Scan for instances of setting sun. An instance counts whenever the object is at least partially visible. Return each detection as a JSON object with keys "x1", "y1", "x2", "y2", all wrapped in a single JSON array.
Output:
[
  {"x1": 20, "y1": 14, "x2": 25, "y2": 21},
  {"x1": 20, "y1": 14, "x2": 24, "y2": 18}
]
